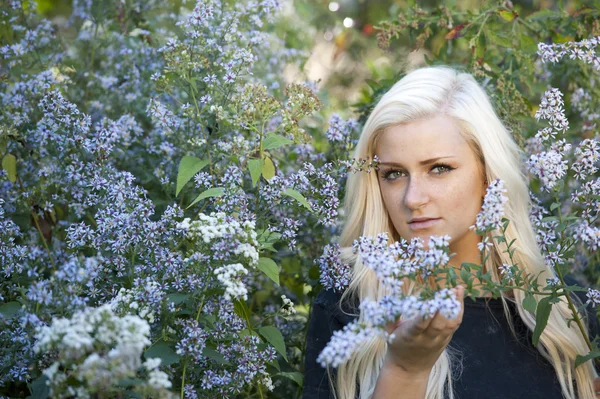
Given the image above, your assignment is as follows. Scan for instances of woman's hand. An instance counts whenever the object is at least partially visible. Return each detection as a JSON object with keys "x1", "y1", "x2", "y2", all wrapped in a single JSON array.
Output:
[
  {"x1": 595, "y1": 376, "x2": 600, "y2": 397},
  {"x1": 383, "y1": 286, "x2": 466, "y2": 375}
]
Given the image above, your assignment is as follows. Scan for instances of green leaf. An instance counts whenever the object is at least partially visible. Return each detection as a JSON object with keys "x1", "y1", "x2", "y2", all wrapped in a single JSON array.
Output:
[
  {"x1": 248, "y1": 158, "x2": 263, "y2": 186},
  {"x1": 519, "y1": 33, "x2": 538, "y2": 53},
  {"x1": 0, "y1": 301, "x2": 22, "y2": 319},
  {"x1": 462, "y1": 262, "x2": 483, "y2": 271},
  {"x1": 282, "y1": 188, "x2": 312, "y2": 211},
  {"x1": 259, "y1": 326, "x2": 287, "y2": 361},
  {"x1": 485, "y1": 28, "x2": 513, "y2": 48},
  {"x1": 522, "y1": 293, "x2": 537, "y2": 314},
  {"x1": 2, "y1": 153, "x2": 16, "y2": 183},
  {"x1": 257, "y1": 257, "x2": 280, "y2": 286},
  {"x1": 186, "y1": 187, "x2": 225, "y2": 209},
  {"x1": 550, "y1": 202, "x2": 561, "y2": 211},
  {"x1": 234, "y1": 299, "x2": 252, "y2": 328},
  {"x1": 541, "y1": 216, "x2": 559, "y2": 223},
  {"x1": 460, "y1": 268, "x2": 472, "y2": 286},
  {"x1": 532, "y1": 297, "x2": 553, "y2": 346},
  {"x1": 262, "y1": 157, "x2": 275, "y2": 180},
  {"x1": 144, "y1": 342, "x2": 181, "y2": 366},
  {"x1": 257, "y1": 229, "x2": 281, "y2": 252},
  {"x1": 526, "y1": 9, "x2": 561, "y2": 21},
  {"x1": 176, "y1": 156, "x2": 209, "y2": 197},
  {"x1": 202, "y1": 347, "x2": 229, "y2": 365},
  {"x1": 166, "y1": 293, "x2": 188, "y2": 305},
  {"x1": 475, "y1": 33, "x2": 486, "y2": 59},
  {"x1": 497, "y1": 10, "x2": 516, "y2": 22},
  {"x1": 277, "y1": 371, "x2": 304, "y2": 387},
  {"x1": 26, "y1": 375, "x2": 50, "y2": 399},
  {"x1": 575, "y1": 350, "x2": 600, "y2": 368},
  {"x1": 262, "y1": 133, "x2": 293, "y2": 151}
]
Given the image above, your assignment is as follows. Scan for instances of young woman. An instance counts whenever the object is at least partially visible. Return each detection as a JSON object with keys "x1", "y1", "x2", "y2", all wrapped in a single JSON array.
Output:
[{"x1": 303, "y1": 66, "x2": 600, "y2": 399}]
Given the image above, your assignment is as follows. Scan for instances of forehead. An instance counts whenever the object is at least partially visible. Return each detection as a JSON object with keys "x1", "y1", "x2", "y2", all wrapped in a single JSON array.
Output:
[{"x1": 375, "y1": 115, "x2": 470, "y2": 161}]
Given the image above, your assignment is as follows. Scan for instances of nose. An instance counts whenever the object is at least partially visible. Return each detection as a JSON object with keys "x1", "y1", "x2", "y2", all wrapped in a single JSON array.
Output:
[{"x1": 403, "y1": 176, "x2": 430, "y2": 211}]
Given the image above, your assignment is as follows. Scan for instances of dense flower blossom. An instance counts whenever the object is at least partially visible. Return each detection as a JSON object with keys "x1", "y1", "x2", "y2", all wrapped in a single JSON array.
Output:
[
  {"x1": 177, "y1": 212, "x2": 260, "y2": 267},
  {"x1": 527, "y1": 149, "x2": 570, "y2": 191},
  {"x1": 317, "y1": 288, "x2": 461, "y2": 368},
  {"x1": 572, "y1": 139, "x2": 600, "y2": 180},
  {"x1": 214, "y1": 263, "x2": 249, "y2": 301},
  {"x1": 586, "y1": 288, "x2": 600, "y2": 308},
  {"x1": 574, "y1": 220, "x2": 600, "y2": 251},
  {"x1": 538, "y1": 36, "x2": 600, "y2": 71},
  {"x1": 316, "y1": 243, "x2": 352, "y2": 293},
  {"x1": 33, "y1": 304, "x2": 173, "y2": 397},
  {"x1": 534, "y1": 88, "x2": 569, "y2": 131},
  {"x1": 325, "y1": 114, "x2": 360, "y2": 143},
  {"x1": 470, "y1": 179, "x2": 508, "y2": 233}
]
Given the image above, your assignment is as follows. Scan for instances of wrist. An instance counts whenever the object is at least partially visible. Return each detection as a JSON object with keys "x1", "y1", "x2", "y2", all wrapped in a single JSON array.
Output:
[{"x1": 382, "y1": 353, "x2": 432, "y2": 381}]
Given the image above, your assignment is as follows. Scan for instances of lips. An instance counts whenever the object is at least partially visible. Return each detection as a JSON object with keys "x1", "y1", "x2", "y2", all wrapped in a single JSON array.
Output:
[{"x1": 408, "y1": 218, "x2": 441, "y2": 230}]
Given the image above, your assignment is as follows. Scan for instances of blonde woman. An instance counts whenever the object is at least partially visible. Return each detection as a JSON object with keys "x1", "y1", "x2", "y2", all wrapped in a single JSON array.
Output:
[{"x1": 303, "y1": 66, "x2": 600, "y2": 399}]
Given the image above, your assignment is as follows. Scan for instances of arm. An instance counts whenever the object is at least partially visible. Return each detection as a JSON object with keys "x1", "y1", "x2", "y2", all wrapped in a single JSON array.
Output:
[{"x1": 372, "y1": 355, "x2": 430, "y2": 399}]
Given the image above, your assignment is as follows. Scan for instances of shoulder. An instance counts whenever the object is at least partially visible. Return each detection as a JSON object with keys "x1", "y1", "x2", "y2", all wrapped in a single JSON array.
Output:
[{"x1": 313, "y1": 288, "x2": 359, "y2": 326}]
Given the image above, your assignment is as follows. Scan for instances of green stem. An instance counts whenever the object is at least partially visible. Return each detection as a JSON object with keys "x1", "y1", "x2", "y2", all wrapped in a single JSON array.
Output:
[
  {"x1": 553, "y1": 196, "x2": 595, "y2": 354},
  {"x1": 180, "y1": 362, "x2": 187, "y2": 399}
]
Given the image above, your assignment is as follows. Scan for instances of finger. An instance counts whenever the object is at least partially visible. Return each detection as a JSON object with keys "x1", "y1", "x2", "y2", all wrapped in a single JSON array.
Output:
[
  {"x1": 404, "y1": 311, "x2": 435, "y2": 335},
  {"x1": 424, "y1": 286, "x2": 466, "y2": 334},
  {"x1": 454, "y1": 286, "x2": 466, "y2": 324}
]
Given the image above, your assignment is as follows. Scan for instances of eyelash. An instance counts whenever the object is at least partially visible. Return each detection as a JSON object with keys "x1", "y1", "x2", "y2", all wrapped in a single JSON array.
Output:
[{"x1": 381, "y1": 163, "x2": 455, "y2": 181}]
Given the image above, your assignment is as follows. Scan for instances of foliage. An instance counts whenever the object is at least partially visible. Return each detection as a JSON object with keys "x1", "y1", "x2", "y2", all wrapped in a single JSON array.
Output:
[{"x1": 0, "y1": 0, "x2": 360, "y2": 397}]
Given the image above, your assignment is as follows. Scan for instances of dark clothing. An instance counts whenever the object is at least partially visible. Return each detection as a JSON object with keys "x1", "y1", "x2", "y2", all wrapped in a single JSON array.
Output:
[{"x1": 303, "y1": 277, "x2": 600, "y2": 399}]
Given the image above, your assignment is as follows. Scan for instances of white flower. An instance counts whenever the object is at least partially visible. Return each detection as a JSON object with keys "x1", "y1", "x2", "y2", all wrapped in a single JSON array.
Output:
[{"x1": 214, "y1": 263, "x2": 249, "y2": 301}]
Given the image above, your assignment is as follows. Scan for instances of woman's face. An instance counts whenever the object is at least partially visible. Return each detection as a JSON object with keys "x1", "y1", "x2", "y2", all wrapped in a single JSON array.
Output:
[{"x1": 375, "y1": 115, "x2": 487, "y2": 253}]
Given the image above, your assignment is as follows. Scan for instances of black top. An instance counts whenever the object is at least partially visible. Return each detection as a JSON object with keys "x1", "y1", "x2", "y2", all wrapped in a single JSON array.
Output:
[{"x1": 303, "y1": 277, "x2": 600, "y2": 399}]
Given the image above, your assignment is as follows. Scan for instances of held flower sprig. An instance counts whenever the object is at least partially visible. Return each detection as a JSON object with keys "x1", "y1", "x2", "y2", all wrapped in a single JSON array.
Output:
[{"x1": 317, "y1": 234, "x2": 461, "y2": 368}]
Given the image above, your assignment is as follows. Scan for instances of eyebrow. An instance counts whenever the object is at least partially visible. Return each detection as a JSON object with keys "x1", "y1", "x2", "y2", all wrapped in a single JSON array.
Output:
[{"x1": 377, "y1": 156, "x2": 456, "y2": 168}]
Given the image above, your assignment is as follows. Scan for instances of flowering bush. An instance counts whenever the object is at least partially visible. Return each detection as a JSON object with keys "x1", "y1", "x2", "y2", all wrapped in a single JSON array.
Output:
[
  {"x1": 0, "y1": 0, "x2": 357, "y2": 397},
  {"x1": 2, "y1": 0, "x2": 600, "y2": 397}
]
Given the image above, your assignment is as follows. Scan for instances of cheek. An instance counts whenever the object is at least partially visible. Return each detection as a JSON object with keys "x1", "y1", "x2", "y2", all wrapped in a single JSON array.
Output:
[
  {"x1": 379, "y1": 185, "x2": 406, "y2": 224},
  {"x1": 439, "y1": 178, "x2": 483, "y2": 224}
]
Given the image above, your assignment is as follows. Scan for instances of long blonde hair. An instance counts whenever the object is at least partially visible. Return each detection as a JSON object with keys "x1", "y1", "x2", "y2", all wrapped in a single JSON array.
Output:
[{"x1": 332, "y1": 66, "x2": 597, "y2": 399}]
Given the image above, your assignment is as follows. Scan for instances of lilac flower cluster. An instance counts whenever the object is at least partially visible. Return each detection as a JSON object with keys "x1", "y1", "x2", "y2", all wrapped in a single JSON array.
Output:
[
  {"x1": 261, "y1": 162, "x2": 340, "y2": 234},
  {"x1": 317, "y1": 288, "x2": 461, "y2": 368},
  {"x1": 316, "y1": 243, "x2": 352, "y2": 293},
  {"x1": 586, "y1": 288, "x2": 600, "y2": 308},
  {"x1": 352, "y1": 233, "x2": 451, "y2": 294},
  {"x1": 572, "y1": 139, "x2": 600, "y2": 180},
  {"x1": 470, "y1": 179, "x2": 508, "y2": 233},
  {"x1": 538, "y1": 36, "x2": 600, "y2": 71},
  {"x1": 0, "y1": 0, "x2": 346, "y2": 396},
  {"x1": 175, "y1": 319, "x2": 208, "y2": 362},
  {"x1": 529, "y1": 192, "x2": 559, "y2": 259},
  {"x1": 574, "y1": 220, "x2": 600, "y2": 251},
  {"x1": 534, "y1": 88, "x2": 569, "y2": 132},
  {"x1": 315, "y1": 233, "x2": 461, "y2": 368},
  {"x1": 325, "y1": 114, "x2": 360, "y2": 143}
]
